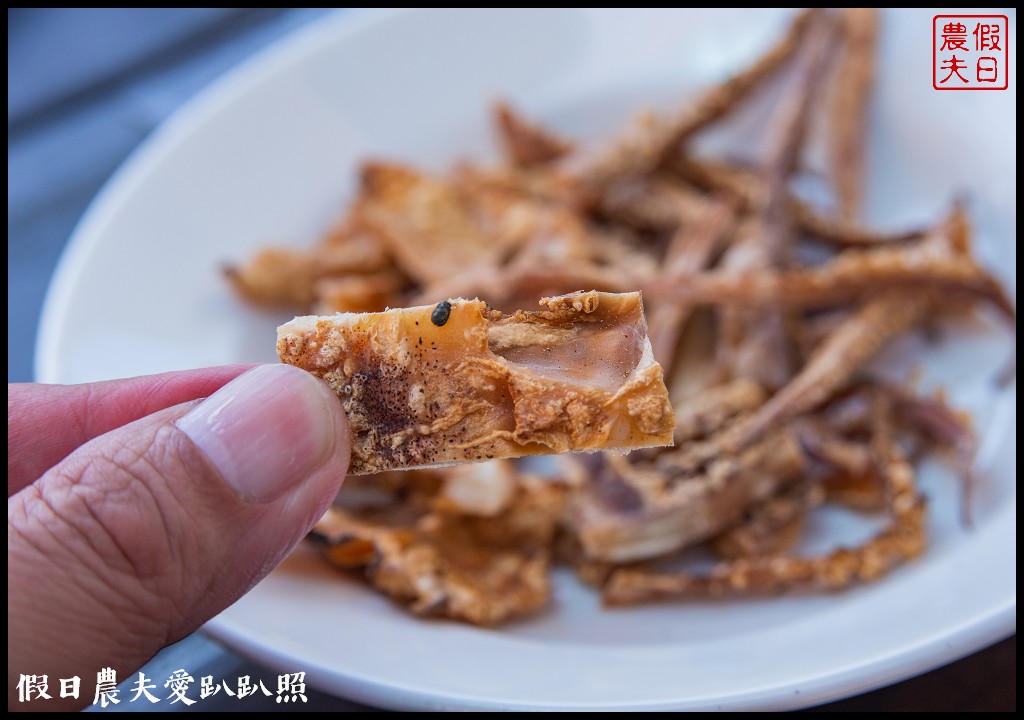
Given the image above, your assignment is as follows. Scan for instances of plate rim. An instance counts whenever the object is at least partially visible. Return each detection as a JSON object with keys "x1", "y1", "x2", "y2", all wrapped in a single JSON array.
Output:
[{"x1": 203, "y1": 600, "x2": 1015, "y2": 711}]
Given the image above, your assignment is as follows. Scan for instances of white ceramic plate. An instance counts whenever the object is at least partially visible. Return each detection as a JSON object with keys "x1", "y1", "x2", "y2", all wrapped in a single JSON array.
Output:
[{"x1": 37, "y1": 9, "x2": 1016, "y2": 711}]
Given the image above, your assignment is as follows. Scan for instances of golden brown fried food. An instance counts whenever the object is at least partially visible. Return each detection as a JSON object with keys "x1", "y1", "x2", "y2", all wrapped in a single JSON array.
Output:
[
  {"x1": 602, "y1": 442, "x2": 926, "y2": 605},
  {"x1": 828, "y1": 8, "x2": 879, "y2": 220},
  {"x1": 494, "y1": 101, "x2": 573, "y2": 168},
  {"x1": 710, "y1": 479, "x2": 825, "y2": 560},
  {"x1": 312, "y1": 468, "x2": 566, "y2": 625},
  {"x1": 356, "y1": 162, "x2": 498, "y2": 285},
  {"x1": 567, "y1": 429, "x2": 805, "y2": 562},
  {"x1": 228, "y1": 9, "x2": 1013, "y2": 624},
  {"x1": 278, "y1": 291, "x2": 675, "y2": 474}
]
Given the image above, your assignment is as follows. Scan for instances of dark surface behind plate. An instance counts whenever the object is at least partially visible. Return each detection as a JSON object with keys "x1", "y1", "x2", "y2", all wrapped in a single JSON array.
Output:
[{"x1": 7, "y1": 8, "x2": 1014, "y2": 712}]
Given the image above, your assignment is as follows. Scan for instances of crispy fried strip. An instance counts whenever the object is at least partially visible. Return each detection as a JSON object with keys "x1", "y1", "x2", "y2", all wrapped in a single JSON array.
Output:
[
  {"x1": 647, "y1": 195, "x2": 736, "y2": 366},
  {"x1": 603, "y1": 445, "x2": 925, "y2": 605},
  {"x1": 713, "y1": 220, "x2": 767, "y2": 385},
  {"x1": 792, "y1": 308, "x2": 854, "y2": 361},
  {"x1": 710, "y1": 479, "x2": 824, "y2": 560},
  {"x1": 224, "y1": 237, "x2": 392, "y2": 310},
  {"x1": 886, "y1": 385, "x2": 978, "y2": 525},
  {"x1": 578, "y1": 8, "x2": 822, "y2": 192},
  {"x1": 588, "y1": 229, "x2": 660, "y2": 281},
  {"x1": 794, "y1": 418, "x2": 873, "y2": 477},
  {"x1": 667, "y1": 156, "x2": 759, "y2": 204},
  {"x1": 665, "y1": 232, "x2": 1015, "y2": 320},
  {"x1": 715, "y1": 13, "x2": 838, "y2": 389},
  {"x1": 758, "y1": 11, "x2": 838, "y2": 252},
  {"x1": 313, "y1": 271, "x2": 405, "y2": 314},
  {"x1": 793, "y1": 417, "x2": 882, "y2": 511},
  {"x1": 312, "y1": 475, "x2": 565, "y2": 626},
  {"x1": 278, "y1": 291, "x2": 675, "y2": 474},
  {"x1": 224, "y1": 249, "x2": 319, "y2": 309},
  {"x1": 671, "y1": 378, "x2": 766, "y2": 443},
  {"x1": 794, "y1": 202, "x2": 926, "y2": 247},
  {"x1": 357, "y1": 162, "x2": 498, "y2": 284},
  {"x1": 828, "y1": 9, "x2": 878, "y2": 220},
  {"x1": 450, "y1": 163, "x2": 581, "y2": 211},
  {"x1": 662, "y1": 196, "x2": 737, "y2": 278},
  {"x1": 861, "y1": 387, "x2": 897, "y2": 511},
  {"x1": 598, "y1": 174, "x2": 710, "y2": 231},
  {"x1": 670, "y1": 157, "x2": 927, "y2": 247},
  {"x1": 569, "y1": 429, "x2": 805, "y2": 562},
  {"x1": 822, "y1": 472, "x2": 887, "y2": 513},
  {"x1": 725, "y1": 290, "x2": 930, "y2": 451},
  {"x1": 715, "y1": 237, "x2": 795, "y2": 387},
  {"x1": 494, "y1": 101, "x2": 573, "y2": 168}
]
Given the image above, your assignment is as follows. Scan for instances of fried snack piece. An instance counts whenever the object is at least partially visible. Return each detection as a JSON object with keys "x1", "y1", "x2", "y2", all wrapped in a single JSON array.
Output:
[
  {"x1": 828, "y1": 8, "x2": 878, "y2": 220},
  {"x1": 602, "y1": 442, "x2": 926, "y2": 605},
  {"x1": 493, "y1": 101, "x2": 573, "y2": 168},
  {"x1": 224, "y1": 233, "x2": 393, "y2": 311},
  {"x1": 710, "y1": 479, "x2": 824, "y2": 560},
  {"x1": 568, "y1": 428, "x2": 805, "y2": 563},
  {"x1": 357, "y1": 162, "x2": 498, "y2": 285},
  {"x1": 278, "y1": 291, "x2": 675, "y2": 475},
  {"x1": 312, "y1": 470, "x2": 567, "y2": 626}
]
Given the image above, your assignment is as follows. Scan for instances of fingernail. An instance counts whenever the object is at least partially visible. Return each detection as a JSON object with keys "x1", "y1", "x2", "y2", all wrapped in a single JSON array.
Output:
[{"x1": 176, "y1": 364, "x2": 342, "y2": 503}]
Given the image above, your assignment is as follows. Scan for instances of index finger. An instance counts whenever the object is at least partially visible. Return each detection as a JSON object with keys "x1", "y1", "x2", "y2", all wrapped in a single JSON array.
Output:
[{"x1": 7, "y1": 364, "x2": 255, "y2": 496}]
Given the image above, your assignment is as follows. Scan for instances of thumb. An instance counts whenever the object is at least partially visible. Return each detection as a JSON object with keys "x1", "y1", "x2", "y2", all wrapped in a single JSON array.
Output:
[{"x1": 8, "y1": 364, "x2": 348, "y2": 710}]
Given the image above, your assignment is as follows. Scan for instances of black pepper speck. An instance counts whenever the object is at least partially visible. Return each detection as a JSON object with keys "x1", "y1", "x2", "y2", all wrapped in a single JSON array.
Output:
[{"x1": 431, "y1": 300, "x2": 452, "y2": 327}]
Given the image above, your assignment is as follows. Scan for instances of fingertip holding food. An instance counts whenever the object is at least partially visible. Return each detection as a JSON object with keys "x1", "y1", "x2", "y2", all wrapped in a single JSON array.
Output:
[{"x1": 176, "y1": 364, "x2": 348, "y2": 503}]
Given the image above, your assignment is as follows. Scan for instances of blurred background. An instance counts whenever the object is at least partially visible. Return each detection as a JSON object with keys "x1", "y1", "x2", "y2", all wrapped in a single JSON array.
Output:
[{"x1": 7, "y1": 8, "x2": 1014, "y2": 712}]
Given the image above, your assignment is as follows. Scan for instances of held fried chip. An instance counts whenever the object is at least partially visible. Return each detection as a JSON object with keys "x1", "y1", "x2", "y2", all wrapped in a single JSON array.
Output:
[{"x1": 277, "y1": 291, "x2": 675, "y2": 475}]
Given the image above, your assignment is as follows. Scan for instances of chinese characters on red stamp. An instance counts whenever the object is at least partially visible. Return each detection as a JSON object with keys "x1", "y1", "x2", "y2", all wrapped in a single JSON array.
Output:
[{"x1": 934, "y1": 15, "x2": 1009, "y2": 90}]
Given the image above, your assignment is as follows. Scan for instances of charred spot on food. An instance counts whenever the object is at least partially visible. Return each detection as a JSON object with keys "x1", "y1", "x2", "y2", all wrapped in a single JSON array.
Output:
[{"x1": 431, "y1": 300, "x2": 452, "y2": 326}]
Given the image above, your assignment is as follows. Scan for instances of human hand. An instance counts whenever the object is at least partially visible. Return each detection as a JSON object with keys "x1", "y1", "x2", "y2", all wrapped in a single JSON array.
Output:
[{"x1": 8, "y1": 364, "x2": 350, "y2": 710}]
